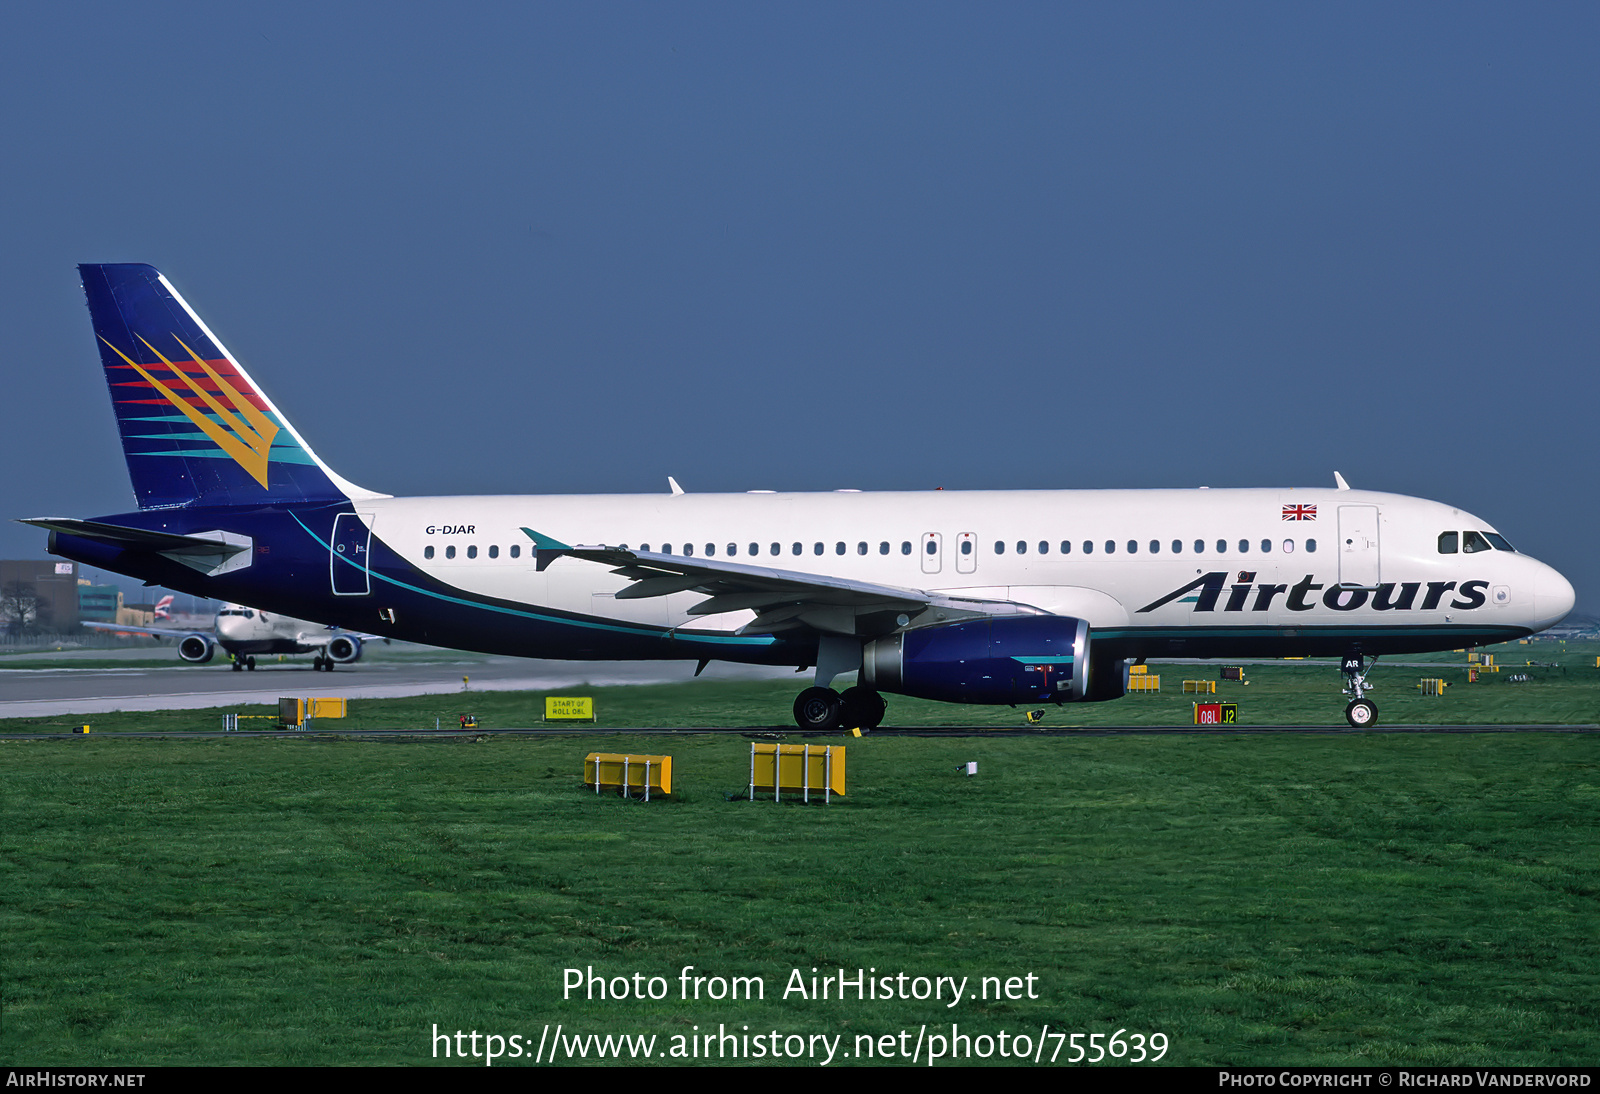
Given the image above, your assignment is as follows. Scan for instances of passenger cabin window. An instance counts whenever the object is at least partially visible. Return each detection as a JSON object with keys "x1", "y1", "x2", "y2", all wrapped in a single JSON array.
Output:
[
  {"x1": 1306, "y1": 539, "x2": 1317, "y2": 552},
  {"x1": 1282, "y1": 539, "x2": 1294, "y2": 554},
  {"x1": 1193, "y1": 539, "x2": 1204, "y2": 554},
  {"x1": 747, "y1": 543, "x2": 757, "y2": 555},
  {"x1": 1060, "y1": 540, "x2": 1072, "y2": 554},
  {"x1": 510, "y1": 544, "x2": 520, "y2": 558},
  {"x1": 1038, "y1": 541, "x2": 1049, "y2": 554},
  {"x1": 1105, "y1": 540, "x2": 1115, "y2": 554},
  {"x1": 1216, "y1": 539, "x2": 1227, "y2": 554},
  {"x1": 1238, "y1": 539, "x2": 1248, "y2": 554},
  {"x1": 814, "y1": 542, "x2": 824, "y2": 556},
  {"x1": 835, "y1": 542, "x2": 846, "y2": 555},
  {"x1": 1260, "y1": 539, "x2": 1271, "y2": 553},
  {"x1": 1171, "y1": 539, "x2": 1181, "y2": 553},
  {"x1": 1017, "y1": 540, "x2": 1027, "y2": 554},
  {"x1": 771, "y1": 543, "x2": 780, "y2": 556},
  {"x1": 793, "y1": 543, "x2": 802, "y2": 556},
  {"x1": 879, "y1": 542, "x2": 889, "y2": 555},
  {"x1": 961, "y1": 540, "x2": 973, "y2": 555},
  {"x1": 445, "y1": 545, "x2": 456, "y2": 559},
  {"x1": 1149, "y1": 540, "x2": 1160, "y2": 554},
  {"x1": 1126, "y1": 540, "x2": 1137, "y2": 554},
  {"x1": 684, "y1": 544, "x2": 694, "y2": 556},
  {"x1": 902, "y1": 541, "x2": 912, "y2": 555},
  {"x1": 1083, "y1": 541, "x2": 1093, "y2": 554},
  {"x1": 1463, "y1": 531, "x2": 1493, "y2": 554},
  {"x1": 466, "y1": 545, "x2": 477, "y2": 559},
  {"x1": 858, "y1": 542, "x2": 868, "y2": 555},
  {"x1": 424, "y1": 546, "x2": 434, "y2": 559},
  {"x1": 994, "y1": 541, "x2": 1006, "y2": 554}
]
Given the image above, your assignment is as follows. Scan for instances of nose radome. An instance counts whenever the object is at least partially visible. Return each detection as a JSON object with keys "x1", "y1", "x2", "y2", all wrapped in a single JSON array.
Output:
[{"x1": 1533, "y1": 566, "x2": 1576, "y2": 632}]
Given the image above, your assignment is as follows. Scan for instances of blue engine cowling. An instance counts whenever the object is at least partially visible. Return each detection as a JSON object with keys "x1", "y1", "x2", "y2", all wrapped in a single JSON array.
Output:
[{"x1": 861, "y1": 616, "x2": 1092, "y2": 705}]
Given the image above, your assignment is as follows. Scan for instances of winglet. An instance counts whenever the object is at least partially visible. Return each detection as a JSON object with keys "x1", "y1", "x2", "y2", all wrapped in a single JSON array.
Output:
[
  {"x1": 1333, "y1": 471, "x2": 1351, "y2": 491},
  {"x1": 520, "y1": 527, "x2": 573, "y2": 572}
]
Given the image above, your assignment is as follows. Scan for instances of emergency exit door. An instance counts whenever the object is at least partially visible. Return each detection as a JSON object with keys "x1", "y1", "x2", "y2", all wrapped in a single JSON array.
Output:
[{"x1": 1337, "y1": 505, "x2": 1381, "y2": 587}]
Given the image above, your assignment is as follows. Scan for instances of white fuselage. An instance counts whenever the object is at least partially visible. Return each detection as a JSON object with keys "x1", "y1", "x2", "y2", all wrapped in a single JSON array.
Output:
[
  {"x1": 351, "y1": 485, "x2": 1573, "y2": 647},
  {"x1": 213, "y1": 605, "x2": 341, "y2": 655}
]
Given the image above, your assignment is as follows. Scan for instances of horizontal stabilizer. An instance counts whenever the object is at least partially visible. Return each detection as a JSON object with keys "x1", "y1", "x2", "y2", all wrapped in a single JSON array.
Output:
[{"x1": 19, "y1": 517, "x2": 252, "y2": 576}]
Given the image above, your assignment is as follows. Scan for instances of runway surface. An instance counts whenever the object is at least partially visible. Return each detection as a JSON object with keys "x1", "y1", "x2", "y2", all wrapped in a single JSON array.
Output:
[
  {"x1": 0, "y1": 645, "x2": 796, "y2": 719},
  {"x1": 1, "y1": 723, "x2": 1593, "y2": 741}
]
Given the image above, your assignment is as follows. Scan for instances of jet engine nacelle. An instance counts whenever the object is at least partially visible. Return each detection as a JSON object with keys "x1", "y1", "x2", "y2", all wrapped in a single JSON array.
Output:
[
  {"x1": 861, "y1": 616, "x2": 1092, "y2": 705},
  {"x1": 177, "y1": 634, "x2": 215, "y2": 663},
  {"x1": 325, "y1": 635, "x2": 363, "y2": 664}
]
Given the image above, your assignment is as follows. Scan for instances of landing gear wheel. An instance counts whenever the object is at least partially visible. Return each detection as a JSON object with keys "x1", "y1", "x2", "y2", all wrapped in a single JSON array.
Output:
[
  {"x1": 231, "y1": 660, "x2": 243, "y2": 672},
  {"x1": 793, "y1": 687, "x2": 842, "y2": 731},
  {"x1": 314, "y1": 656, "x2": 327, "y2": 671},
  {"x1": 839, "y1": 686, "x2": 886, "y2": 731},
  {"x1": 1345, "y1": 699, "x2": 1377, "y2": 728},
  {"x1": 245, "y1": 656, "x2": 257, "y2": 671}
]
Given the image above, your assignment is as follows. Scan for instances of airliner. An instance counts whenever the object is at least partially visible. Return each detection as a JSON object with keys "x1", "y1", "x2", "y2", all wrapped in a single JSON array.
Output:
[
  {"x1": 21, "y1": 265, "x2": 1575, "y2": 729},
  {"x1": 84, "y1": 601, "x2": 380, "y2": 671}
]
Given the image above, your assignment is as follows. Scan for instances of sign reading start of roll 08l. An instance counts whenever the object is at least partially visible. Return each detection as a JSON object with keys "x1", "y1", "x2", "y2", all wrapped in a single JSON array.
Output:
[{"x1": 545, "y1": 697, "x2": 595, "y2": 722}]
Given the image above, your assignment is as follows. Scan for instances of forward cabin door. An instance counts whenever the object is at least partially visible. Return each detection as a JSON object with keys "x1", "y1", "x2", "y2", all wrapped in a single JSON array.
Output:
[
  {"x1": 331, "y1": 513, "x2": 373, "y2": 595},
  {"x1": 1337, "y1": 505, "x2": 1381, "y2": 587}
]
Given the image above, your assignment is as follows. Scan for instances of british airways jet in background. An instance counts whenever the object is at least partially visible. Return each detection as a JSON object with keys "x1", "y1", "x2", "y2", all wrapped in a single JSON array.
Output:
[
  {"x1": 22, "y1": 265, "x2": 1575, "y2": 728},
  {"x1": 83, "y1": 601, "x2": 380, "y2": 671}
]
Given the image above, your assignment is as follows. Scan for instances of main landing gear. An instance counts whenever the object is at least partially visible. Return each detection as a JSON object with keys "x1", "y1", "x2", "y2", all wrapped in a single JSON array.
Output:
[
  {"x1": 1341, "y1": 652, "x2": 1378, "y2": 728},
  {"x1": 313, "y1": 656, "x2": 335, "y2": 671},
  {"x1": 792, "y1": 685, "x2": 886, "y2": 732},
  {"x1": 231, "y1": 656, "x2": 257, "y2": 672}
]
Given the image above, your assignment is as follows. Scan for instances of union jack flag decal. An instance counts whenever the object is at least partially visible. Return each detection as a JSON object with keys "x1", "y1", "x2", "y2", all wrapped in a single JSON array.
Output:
[{"x1": 1282, "y1": 504, "x2": 1317, "y2": 521}]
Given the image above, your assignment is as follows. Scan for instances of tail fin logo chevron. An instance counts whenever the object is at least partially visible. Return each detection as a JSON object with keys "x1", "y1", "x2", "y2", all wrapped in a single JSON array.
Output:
[{"x1": 101, "y1": 333, "x2": 280, "y2": 489}]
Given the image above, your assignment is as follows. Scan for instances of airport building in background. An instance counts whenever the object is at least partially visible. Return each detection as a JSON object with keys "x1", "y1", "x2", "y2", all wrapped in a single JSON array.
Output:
[{"x1": 1, "y1": 559, "x2": 82, "y2": 632}]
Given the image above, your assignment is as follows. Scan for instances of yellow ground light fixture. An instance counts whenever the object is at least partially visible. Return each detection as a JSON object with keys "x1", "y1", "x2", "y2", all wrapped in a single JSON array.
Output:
[
  {"x1": 749, "y1": 743, "x2": 845, "y2": 803},
  {"x1": 585, "y1": 753, "x2": 672, "y2": 800},
  {"x1": 277, "y1": 697, "x2": 348, "y2": 728}
]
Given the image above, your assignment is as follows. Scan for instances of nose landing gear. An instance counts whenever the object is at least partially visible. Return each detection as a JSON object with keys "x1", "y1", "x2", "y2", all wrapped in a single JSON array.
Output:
[{"x1": 1341, "y1": 652, "x2": 1378, "y2": 728}]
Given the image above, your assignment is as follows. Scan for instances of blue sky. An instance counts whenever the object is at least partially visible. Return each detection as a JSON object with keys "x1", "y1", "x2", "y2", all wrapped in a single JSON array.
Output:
[{"x1": 3, "y1": 4, "x2": 1596, "y2": 612}]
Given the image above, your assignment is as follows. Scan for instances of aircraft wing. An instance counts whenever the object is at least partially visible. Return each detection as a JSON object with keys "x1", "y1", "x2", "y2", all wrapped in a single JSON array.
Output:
[
  {"x1": 79, "y1": 620, "x2": 206, "y2": 640},
  {"x1": 528, "y1": 529, "x2": 1046, "y2": 637}
]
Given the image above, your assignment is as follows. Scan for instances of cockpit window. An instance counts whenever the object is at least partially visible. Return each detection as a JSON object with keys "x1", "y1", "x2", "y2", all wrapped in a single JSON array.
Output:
[
  {"x1": 1483, "y1": 532, "x2": 1515, "y2": 552},
  {"x1": 1437, "y1": 532, "x2": 1458, "y2": 554},
  {"x1": 1463, "y1": 531, "x2": 1493, "y2": 554}
]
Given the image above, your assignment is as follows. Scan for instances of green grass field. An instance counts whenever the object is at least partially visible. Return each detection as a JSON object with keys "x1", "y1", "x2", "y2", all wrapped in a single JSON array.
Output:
[{"x1": 2, "y1": 639, "x2": 1597, "y2": 1067}]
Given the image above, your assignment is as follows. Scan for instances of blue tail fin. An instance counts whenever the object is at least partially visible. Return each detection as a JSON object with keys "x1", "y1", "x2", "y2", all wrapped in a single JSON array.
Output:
[{"x1": 79, "y1": 264, "x2": 374, "y2": 510}]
